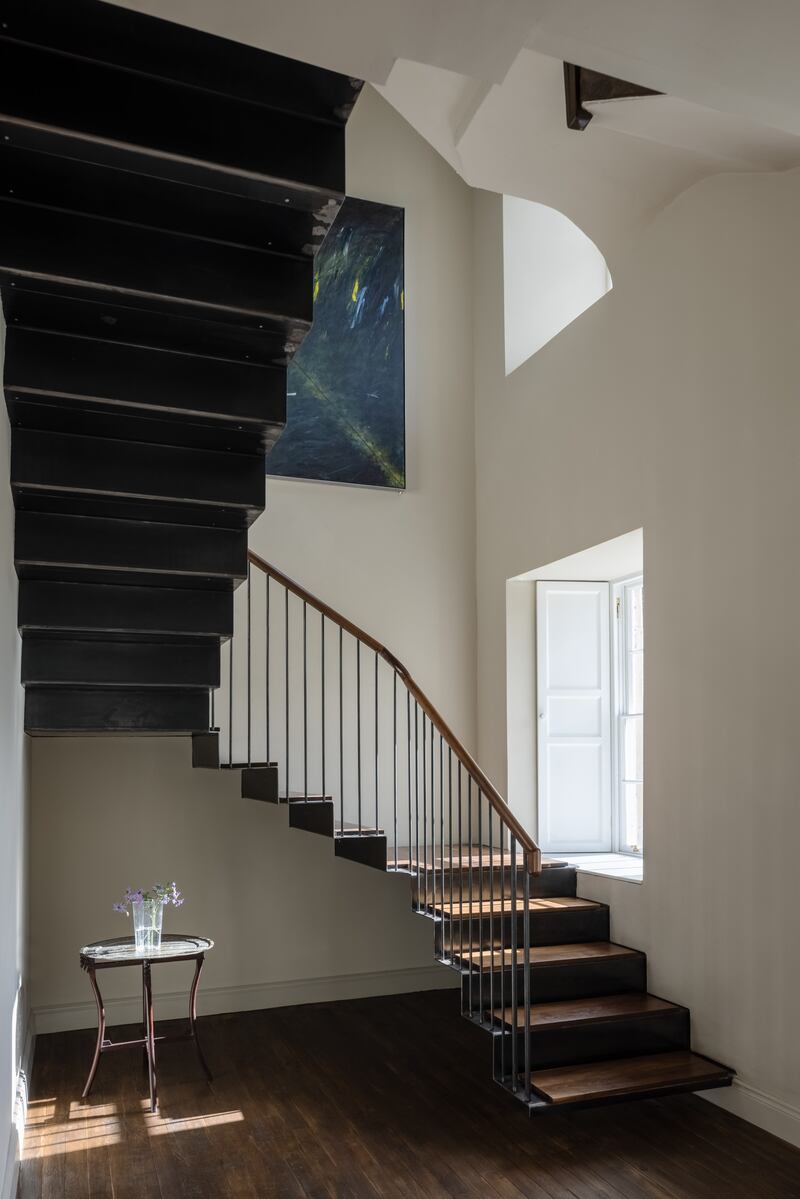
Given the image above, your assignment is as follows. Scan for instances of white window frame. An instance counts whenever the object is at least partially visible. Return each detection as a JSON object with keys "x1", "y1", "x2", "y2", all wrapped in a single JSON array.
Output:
[{"x1": 611, "y1": 574, "x2": 644, "y2": 856}]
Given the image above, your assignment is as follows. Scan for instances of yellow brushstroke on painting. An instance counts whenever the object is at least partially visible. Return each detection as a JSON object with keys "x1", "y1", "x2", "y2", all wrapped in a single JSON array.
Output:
[
  {"x1": 292, "y1": 360, "x2": 404, "y2": 488},
  {"x1": 351, "y1": 277, "x2": 359, "y2": 302},
  {"x1": 400, "y1": 289, "x2": 404, "y2": 310},
  {"x1": 313, "y1": 275, "x2": 320, "y2": 302}
]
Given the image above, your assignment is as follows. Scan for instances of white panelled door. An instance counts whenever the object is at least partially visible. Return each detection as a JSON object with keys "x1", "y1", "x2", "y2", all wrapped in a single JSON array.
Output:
[{"x1": 536, "y1": 581, "x2": 612, "y2": 853}]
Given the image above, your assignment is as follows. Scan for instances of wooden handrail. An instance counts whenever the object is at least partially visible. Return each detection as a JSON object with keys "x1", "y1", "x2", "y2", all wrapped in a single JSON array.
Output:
[{"x1": 248, "y1": 550, "x2": 542, "y2": 873}]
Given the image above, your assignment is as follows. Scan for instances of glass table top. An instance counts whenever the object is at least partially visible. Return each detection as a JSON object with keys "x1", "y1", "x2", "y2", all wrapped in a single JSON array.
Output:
[{"x1": 80, "y1": 935, "x2": 213, "y2": 965}]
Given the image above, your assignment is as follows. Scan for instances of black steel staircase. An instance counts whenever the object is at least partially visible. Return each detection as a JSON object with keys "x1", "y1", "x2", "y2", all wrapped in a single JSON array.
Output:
[{"x1": 0, "y1": 0, "x2": 362, "y2": 733}]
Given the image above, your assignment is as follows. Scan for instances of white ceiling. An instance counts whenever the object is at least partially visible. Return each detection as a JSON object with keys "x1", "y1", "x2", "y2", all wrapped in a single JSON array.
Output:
[{"x1": 109, "y1": 0, "x2": 800, "y2": 263}]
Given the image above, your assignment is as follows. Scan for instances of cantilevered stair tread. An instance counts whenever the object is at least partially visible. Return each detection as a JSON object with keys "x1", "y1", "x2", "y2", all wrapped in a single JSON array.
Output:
[
  {"x1": 436, "y1": 896, "x2": 603, "y2": 919},
  {"x1": 494, "y1": 993, "x2": 681, "y2": 1032},
  {"x1": 460, "y1": 941, "x2": 641, "y2": 971},
  {"x1": 390, "y1": 847, "x2": 567, "y2": 871},
  {"x1": 529, "y1": 1051, "x2": 734, "y2": 1105}
]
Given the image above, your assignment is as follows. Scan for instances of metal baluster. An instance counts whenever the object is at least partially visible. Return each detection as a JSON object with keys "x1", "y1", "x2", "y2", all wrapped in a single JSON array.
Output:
[
  {"x1": 210, "y1": 685, "x2": 215, "y2": 732},
  {"x1": 284, "y1": 587, "x2": 289, "y2": 802},
  {"x1": 523, "y1": 867, "x2": 532, "y2": 1100},
  {"x1": 265, "y1": 575, "x2": 270, "y2": 763},
  {"x1": 414, "y1": 702, "x2": 420, "y2": 912},
  {"x1": 406, "y1": 690, "x2": 412, "y2": 874},
  {"x1": 430, "y1": 722, "x2": 435, "y2": 919},
  {"x1": 247, "y1": 560, "x2": 252, "y2": 767},
  {"x1": 448, "y1": 747, "x2": 453, "y2": 964},
  {"x1": 321, "y1": 615, "x2": 325, "y2": 799},
  {"x1": 510, "y1": 836, "x2": 518, "y2": 1092},
  {"x1": 393, "y1": 672, "x2": 397, "y2": 871},
  {"x1": 488, "y1": 798, "x2": 494, "y2": 1030},
  {"x1": 228, "y1": 613, "x2": 233, "y2": 767},
  {"x1": 374, "y1": 651, "x2": 379, "y2": 836},
  {"x1": 458, "y1": 764, "x2": 464, "y2": 988},
  {"x1": 339, "y1": 627, "x2": 343, "y2": 835},
  {"x1": 303, "y1": 601, "x2": 308, "y2": 801},
  {"x1": 499, "y1": 820, "x2": 506, "y2": 1078},
  {"x1": 478, "y1": 789, "x2": 483, "y2": 1023},
  {"x1": 467, "y1": 777, "x2": 473, "y2": 1016},
  {"x1": 439, "y1": 735, "x2": 444, "y2": 954},
  {"x1": 356, "y1": 640, "x2": 362, "y2": 832},
  {"x1": 422, "y1": 717, "x2": 427, "y2": 910}
]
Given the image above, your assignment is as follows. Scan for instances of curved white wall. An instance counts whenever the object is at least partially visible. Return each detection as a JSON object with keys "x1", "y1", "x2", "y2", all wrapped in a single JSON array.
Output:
[{"x1": 503, "y1": 195, "x2": 611, "y2": 375}]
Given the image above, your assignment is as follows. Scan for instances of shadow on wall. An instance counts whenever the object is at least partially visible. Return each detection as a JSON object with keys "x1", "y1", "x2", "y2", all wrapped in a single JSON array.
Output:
[{"x1": 503, "y1": 194, "x2": 611, "y2": 375}]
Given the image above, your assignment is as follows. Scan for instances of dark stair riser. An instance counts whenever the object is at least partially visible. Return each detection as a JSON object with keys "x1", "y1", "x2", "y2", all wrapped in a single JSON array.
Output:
[
  {"x1": 493, "y1": 1007, "x2": 691, "y2": 1075},
  {"x1": 336, "y1": 836, "x2": 388, "y2": 872},
  {"x1": 460, "y1": 953, "x2": 647, "y2": 1014},
  {"x1": 2, "y1": 0, "x2": 361, "y2": 125},
  {"x1": 5, "y1": 326, "x2": 287, "y2": 434},
  {"x1": 289, "y1": 799, "x2": 335, "y2": 837},
  {"x1": 11, "y1": 429, "x2": 265, "y2": 525},
  {"x1": 22, "y1": 637, "x2": 220, "y2": 688},
  {"x1": 1, "y1": 41, "x2": 348, "y2": 207},
  {"x1": 241, "y1": 768, "x2": 281, "y2": 804},
  {"x1": 4, "y1": 289, "x2": 294, "y2": 369},
  {"x1": 3, "y1": 144, "x2": 330, "y2": 262},
  {"x1": 25, "y1": 686, "x2": 209, "y2": 733},
  {"x1": 9, "y1": 397, "x2": 281, "y2": 460},
  {"x1": 19, "y1": 582, "x2": 232, "y2": 638},
  {"x1": 435, "y1": 904, "x2": 610, "y2": 954},
  {"x1": 413, "y1": 864, "x2": 577, "y2": 906},
  {"x1": 15, "y1": 512, "x2": 248, "y2": 587},
  {"x1": 0, "y1": 200, "x2": 314, "y2": 334}
]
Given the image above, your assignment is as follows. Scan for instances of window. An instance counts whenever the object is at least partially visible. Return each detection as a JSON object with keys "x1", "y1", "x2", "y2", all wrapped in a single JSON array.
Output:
[
  {"x1": 534, "y1": 573, "x2": 644, "y2": 859},
  {"x1": 613, "y1": 577, "x2": 644, "y2": 855}
]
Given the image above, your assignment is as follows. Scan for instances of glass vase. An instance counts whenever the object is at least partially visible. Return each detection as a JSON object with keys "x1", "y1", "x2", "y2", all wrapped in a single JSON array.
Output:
[{"x1": 132, "y1": 898, "x2": 163, "y2": 953}]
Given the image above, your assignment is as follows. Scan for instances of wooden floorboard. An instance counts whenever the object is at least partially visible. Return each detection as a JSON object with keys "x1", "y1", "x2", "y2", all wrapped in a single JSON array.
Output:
[{"x1": 18, "y1": 990, "x2": 800, "y2": 1199}]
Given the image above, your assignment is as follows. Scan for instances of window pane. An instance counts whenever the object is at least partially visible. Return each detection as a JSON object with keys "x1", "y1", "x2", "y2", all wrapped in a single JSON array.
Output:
[
  {"x1": 628, "y1": 651, "x2": 643, "y2": 714},
  {"x1": 622, "y1": 713, "x2": 643, "y2": 782},
  {"x1": 622, "y1": 782, "x2": 643, "y2": 853},
  {"x1": 628, "y1": 584, "x2": 644, "y2": 652}
]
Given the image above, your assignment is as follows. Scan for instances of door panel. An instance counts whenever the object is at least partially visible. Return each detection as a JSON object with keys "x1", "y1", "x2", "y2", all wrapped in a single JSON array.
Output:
[{"x1": 537, "y1": 581, "x2": 611, "y2": 852}]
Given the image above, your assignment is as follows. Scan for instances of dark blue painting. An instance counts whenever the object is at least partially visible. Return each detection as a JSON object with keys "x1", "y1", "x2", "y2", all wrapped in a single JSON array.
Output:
[{"x1": 267, "y1": 196, "x2": 405, "y2": 489}]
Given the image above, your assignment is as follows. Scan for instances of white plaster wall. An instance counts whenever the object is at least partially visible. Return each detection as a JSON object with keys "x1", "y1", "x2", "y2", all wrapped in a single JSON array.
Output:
[
  {"x1": 0, "y1": 312, "x2": 30, "y2": 1199},
  {"x1": 28, "y1": 87, "x2": 473, "y2": 1032},
  {"x1": 473, "y1": 171, "x2": 800, "y2": 1144}
]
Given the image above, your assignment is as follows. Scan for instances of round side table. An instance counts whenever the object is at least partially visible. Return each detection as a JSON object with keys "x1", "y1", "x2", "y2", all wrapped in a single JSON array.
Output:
[{"x1": 79, "y1": 934, "x2": 213, "y2": 1113}]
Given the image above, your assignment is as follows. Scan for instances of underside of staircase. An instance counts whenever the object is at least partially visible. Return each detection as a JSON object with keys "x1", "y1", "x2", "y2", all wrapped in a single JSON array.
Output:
[
  {"x1": 2, "y1": 0, "x2": 361, "y2": 734},
  {"x1": 3, "y1": 0, "x2": 734, "y2": 1118}
]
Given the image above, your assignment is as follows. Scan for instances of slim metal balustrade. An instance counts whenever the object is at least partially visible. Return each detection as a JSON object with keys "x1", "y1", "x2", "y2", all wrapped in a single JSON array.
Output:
[{"x1": 212, "y1": 551, "x2": 543, "y2": 1101}]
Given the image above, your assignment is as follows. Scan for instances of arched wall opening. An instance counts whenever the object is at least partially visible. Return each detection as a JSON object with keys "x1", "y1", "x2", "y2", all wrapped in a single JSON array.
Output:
[{"x1": 503, "y1": 194, "x2": 612, "y2": 376}]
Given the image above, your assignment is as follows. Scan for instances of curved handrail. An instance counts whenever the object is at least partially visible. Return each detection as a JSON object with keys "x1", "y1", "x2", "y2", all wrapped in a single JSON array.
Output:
[{"x1": 248, "y1": 549, "x2": 541, "y2": 873}]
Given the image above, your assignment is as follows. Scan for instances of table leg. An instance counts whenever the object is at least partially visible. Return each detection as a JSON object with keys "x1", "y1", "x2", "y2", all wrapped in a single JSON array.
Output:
[
  {"x1": 142, "y1": 966, "x2": 149, "y2": 1073},
  {"x1": 189, "y1": 954, "x2": 212, "y2": 1081},
  {"x1": 143, "y1": 960, "x2": 157, "y2": 1113},
  {"x1": 81, "y1": 967, "x2": 105, "y2": 1099}
]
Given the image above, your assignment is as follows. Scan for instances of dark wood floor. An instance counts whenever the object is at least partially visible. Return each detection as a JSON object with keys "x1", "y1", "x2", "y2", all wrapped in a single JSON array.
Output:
[{"x1": 20, "y1": 990, "x2": 800, "y2": 1198}]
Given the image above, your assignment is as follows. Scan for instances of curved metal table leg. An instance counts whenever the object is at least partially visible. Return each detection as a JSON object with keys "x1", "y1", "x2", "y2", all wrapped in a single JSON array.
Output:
[
  {"x1": 81, "y1": 968, "x2": 105, "y2": 1099},
  {"x1": 189, "y1": 954, "x2": 212, "y2": 1081},
  {"x1": 143, "y1": 960, "x2": 158, "y2": 1113}
]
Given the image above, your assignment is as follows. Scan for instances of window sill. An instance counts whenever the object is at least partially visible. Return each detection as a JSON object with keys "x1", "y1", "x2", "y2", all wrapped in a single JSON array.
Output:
[{"x1": 558, "y1": 852, "x2": 644, "y2": 883}]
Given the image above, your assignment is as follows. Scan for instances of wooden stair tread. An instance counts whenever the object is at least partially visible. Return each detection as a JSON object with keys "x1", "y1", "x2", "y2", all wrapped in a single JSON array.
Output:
[
  {"x1": 460, "y1": 941, "x2": 639, "y2": 970},
  {"x1": 530, "y1": 1051, "x2": 733, "y2": 1105},
  {"x1": 494, "y1": 992, "x2": 680, "y2": 1031},
  {"x1": 390, "y1": 847, "x2": 567, "y2": 871},
  {"x1": 436, "y1": 896, "x2": 603, "y2": 918}
]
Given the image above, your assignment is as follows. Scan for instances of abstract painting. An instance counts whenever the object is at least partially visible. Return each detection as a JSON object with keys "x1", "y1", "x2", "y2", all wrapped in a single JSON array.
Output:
[{"x1": 267, "y1": 196, "x2": 405, "y2": 489}]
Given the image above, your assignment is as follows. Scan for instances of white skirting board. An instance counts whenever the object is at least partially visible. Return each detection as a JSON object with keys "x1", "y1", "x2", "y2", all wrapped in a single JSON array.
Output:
[
  {"x1": 701, "y1": 1080, "x2": 800, "y2": 1151},
  {"x1": 1, "y1": 1017, "x2": 35, "y2": 1199},
  {"x1": 33, "y1": 964, "x2": 459, "y2": 1035}
]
